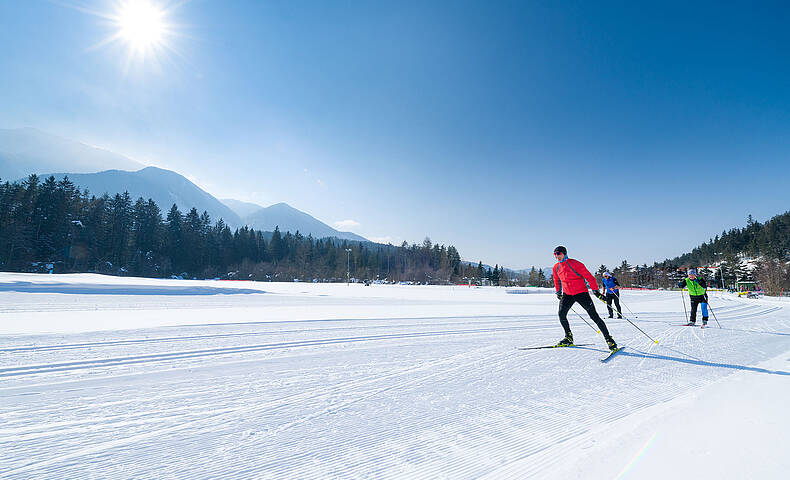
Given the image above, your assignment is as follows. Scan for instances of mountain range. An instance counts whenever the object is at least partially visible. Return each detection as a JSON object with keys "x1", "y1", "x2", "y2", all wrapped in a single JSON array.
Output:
[
  {"x1": 225, "y1": 201, "x2": 368, "y2": 242},
  {"x1": 38, "y1": 166, "x2": 244, "y2": 227},
  {"x1": 2, "y1": 127, "x2": 368, "y2": 242}
]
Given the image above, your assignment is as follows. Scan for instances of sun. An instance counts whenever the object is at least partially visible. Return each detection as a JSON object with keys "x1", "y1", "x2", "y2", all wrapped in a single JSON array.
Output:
[
  {"x1": 74, "y1": 0, "x2": 183, "y2": 71},
  {"x1": 117, "y1": 0, "x2": 166, "y2": 52}
]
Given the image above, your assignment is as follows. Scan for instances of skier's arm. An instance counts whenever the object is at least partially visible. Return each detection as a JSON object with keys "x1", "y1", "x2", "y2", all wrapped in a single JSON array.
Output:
[
  {"x1": 577, "y1": 262, "x2": 600, "y2": 291},
  {"x1": 552, "y1": 264, "x2": 560, "y2": 293}
]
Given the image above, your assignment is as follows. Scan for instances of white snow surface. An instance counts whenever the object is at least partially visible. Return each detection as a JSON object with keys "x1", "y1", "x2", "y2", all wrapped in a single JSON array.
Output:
[{"x1": 1, "y1": 273, "x2": 789, "y2": 479}]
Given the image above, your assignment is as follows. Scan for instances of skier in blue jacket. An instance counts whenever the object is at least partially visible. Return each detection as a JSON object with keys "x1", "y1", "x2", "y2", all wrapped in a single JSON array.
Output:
[{"x1": 601, "y1": 271, "x2": 622, "y2": 319}]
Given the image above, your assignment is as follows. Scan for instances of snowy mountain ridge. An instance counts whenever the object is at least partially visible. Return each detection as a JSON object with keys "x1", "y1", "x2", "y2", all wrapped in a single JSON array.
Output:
[{"x1": 3, "y1": 128, "x2": 368, "y2": 242}]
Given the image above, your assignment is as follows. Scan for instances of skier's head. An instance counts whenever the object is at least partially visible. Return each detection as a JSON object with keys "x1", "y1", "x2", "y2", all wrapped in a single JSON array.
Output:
[
  {"x1": 603, "y1": 271, "x2": 611, "y2": 278},
  {"x1": 553, "y1": 245, "x2": 567, "y2": 261},
  {"x1": 688, "y1": 269, "x2": 697, "y2": 277}
]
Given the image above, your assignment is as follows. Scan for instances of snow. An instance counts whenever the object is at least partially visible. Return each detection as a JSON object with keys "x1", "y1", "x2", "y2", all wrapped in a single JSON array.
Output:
[{"x1": 1, "y1": 273, "x2": 789, "y2": 479}]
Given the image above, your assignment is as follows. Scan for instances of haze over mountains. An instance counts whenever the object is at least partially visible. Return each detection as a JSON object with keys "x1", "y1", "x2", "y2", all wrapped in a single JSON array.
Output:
[
  {"x1": 0, "y1": 128, "x2": 143, "y2": 180},
  {"x1": 224, "y1": 201, "x2": 368, "y2": 243},
  {"x1": 220, "y1": 198, "x2": 267, "y2": 219},
  {"x1": 1, "y1": 128, "x2": 368, "y2": 242}
]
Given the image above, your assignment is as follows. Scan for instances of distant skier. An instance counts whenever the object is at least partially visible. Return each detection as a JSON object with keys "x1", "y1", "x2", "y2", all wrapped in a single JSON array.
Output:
[
  {"x1": 552, "y1": 246, "x2": 618, "y2": 351},
  {"x1": 678, "y1": 269, "x2": 708, "y2": 326},
  {"x1": 601, "y1": 271, "x2": 622, "y2": 319}
]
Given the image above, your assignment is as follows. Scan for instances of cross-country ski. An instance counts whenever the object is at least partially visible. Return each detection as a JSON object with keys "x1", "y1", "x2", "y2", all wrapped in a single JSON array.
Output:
[
  {"x1": 600, "y1": 346, "x2": 625, "y2": 362},
  {"x1": 516, "y1": 343, "x2": 594, "y2": 350}
]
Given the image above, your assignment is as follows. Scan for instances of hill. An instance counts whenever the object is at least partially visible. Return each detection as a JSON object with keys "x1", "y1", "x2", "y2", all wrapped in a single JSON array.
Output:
[
  {"x1": 243, "y1": 202, "x2": 368, "y2": 243},
  {"x1": 35, "y1": 167, "x2": 243, "y2": 228},
  {"x1": 669, "y1": 212, "x2": 790, "y2": 267}
]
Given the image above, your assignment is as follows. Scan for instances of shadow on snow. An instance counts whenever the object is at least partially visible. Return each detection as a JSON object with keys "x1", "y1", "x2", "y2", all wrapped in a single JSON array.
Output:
[
  {"x1": 623, "y1": 348, "x2": 790, "y2": 377},
  {"x1": 0, "y1": 281, "x2": 264, "y2": 296}
]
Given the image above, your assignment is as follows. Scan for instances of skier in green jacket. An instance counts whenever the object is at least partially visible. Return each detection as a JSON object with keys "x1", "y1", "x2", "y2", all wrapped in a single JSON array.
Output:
[{"x1": 678, "y1": 269, "x2": 708, "y2": 326}]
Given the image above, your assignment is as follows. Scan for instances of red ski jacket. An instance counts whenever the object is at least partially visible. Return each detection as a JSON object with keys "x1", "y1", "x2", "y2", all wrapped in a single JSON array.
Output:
[{"x1": 553, "y1": 259, "x2": 599, "y2": 296}]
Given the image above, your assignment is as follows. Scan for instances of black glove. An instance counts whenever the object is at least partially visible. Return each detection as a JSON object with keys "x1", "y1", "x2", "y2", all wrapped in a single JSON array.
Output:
[
  {"x1": 556, "y1": 292, "x2": 562, "y2": 300},
  {"x1": 593, "y1": 290, "x2": 603, "y2": 300},
  {"x1": 704, "y1": 294, "x2": 709, "y2": 302}
]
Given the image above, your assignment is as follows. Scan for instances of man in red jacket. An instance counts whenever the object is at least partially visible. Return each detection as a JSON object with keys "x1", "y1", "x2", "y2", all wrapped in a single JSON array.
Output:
[{"x1": 552, "y1": 245, "x2": 618, "y2": 351}]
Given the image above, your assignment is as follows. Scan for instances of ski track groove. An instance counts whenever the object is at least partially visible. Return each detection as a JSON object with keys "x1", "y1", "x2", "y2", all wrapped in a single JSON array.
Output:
[
  {"x1": 0, "y1": 345, "x2": 506, "y2": 478},
  {"x1": 2, "y1": 296, "x2": 788, "y2": 479},
  {"x1": 4, "y1": 345, "x2": 536, "y2": 478},
  {"x1": 323, "y1": 345, "x2": 700, "y2": 480},
  {"x1": 0, "y1": 326, "x2": 546, "y2": 378},
  {"x1": 253, "y1": 348, "x2": 551, "y2": 479},
  {"x1": 12, "y1": 334, "x2": 724, "y2": 478},
  {"x1": 232, "y1": 350, "x2": 521, "y2": 479},
  {"x1": 0, "y1": 317, "x2": 560, "y2": 354}
]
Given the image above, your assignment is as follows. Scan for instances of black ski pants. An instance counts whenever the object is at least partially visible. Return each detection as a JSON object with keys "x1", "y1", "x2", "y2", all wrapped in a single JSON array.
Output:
[
  {"x1": 605, "y1": 292, "x2": 621, "y2": 317},
  {"x1": 689, "y1": 294, "x2": 709, "y2": 322},
  {"x1": 558, "y1": 292, "x2": 613, "y2": 340}
]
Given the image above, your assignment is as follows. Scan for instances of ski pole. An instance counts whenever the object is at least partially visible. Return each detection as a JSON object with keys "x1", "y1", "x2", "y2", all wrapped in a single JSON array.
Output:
[
  {"x1": 618, "y1": 311, "x2": 660, "y2": 344},
  {"x1": 705, "y1": 300, "x2": 722, "y2": 328},
  {"x1": 612, "y1": 291, "x2": 638, "y2": 318},
  {"x1": 594, "y1": 295, "x2": 659, "y2": 344},
  {"x1": 680, "y1": 288, "x2": 689, "y2": 324},
  {"x1": 570, "y1": 305, "x2": 601, "y2": 334}
]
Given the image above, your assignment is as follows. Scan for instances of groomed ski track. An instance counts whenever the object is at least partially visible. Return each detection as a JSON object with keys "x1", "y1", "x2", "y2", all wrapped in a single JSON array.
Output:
[{"x1": 1, "y1": 274, "x2": 789, "y2": 479}]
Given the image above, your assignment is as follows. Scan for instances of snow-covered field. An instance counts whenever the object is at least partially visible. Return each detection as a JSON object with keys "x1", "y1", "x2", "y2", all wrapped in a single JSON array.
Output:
[{"x1": 1, "y1": 273, "x2": 789, "y2": 479}]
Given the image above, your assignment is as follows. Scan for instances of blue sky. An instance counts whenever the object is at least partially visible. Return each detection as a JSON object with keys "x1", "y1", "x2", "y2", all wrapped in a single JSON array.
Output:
[{"x1": 1, "y1": 1, "x2": 789, "y2": 270}]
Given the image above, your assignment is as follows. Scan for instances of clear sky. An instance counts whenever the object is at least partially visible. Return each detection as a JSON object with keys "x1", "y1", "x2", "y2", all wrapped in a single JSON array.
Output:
[{"x1": 1, "y1": 1, "x2": 789, "y2": 270}]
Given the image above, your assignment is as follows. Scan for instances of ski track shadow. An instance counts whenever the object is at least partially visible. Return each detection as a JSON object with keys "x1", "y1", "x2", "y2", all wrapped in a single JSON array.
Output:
[
  {"x1": 0, "y1": 281, "x2": 265, "y2": 296},
  {"x1": 621, "y1": 349, "x2": 790, "y2": 377}
]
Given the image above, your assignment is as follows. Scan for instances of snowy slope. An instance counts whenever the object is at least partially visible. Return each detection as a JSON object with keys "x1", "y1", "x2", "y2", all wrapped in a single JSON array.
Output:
[{"x1": 1, "y1": 273, "x2": 788, "y2": 479}]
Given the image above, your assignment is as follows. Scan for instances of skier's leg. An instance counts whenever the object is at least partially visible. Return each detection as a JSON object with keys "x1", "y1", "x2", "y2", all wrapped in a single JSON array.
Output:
[
  {"x1": 701, "y1": 302, "x2": 709, "y2": 324},
  {"x1": 557, "y1": 295, "x2": 575, "y2": 337},
  {"x1": 605, "y1": 295, "x2": 614, "y2": 317},
  {"x1": 578, "y1": 292, "x2": 612, "y2": 339},
  {"x1": 613, "y1": 295, "x2": 622, "y2": 317},
  {"x1": 689, "y1": 297, "x2": 699, "y2": 323}
]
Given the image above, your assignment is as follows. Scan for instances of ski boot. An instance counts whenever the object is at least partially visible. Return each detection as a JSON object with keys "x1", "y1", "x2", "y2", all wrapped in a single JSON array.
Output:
[
  {"x1": 617, "y1": 314, "x2": 623, "y2": 319},
  {"x1": 702, "y1": 317, "x2": 708, "y2": 327},
  {"x1": 556, "y1": 333, "x2": 574, "y2": 347},
  {"x1": 606, "y1": 337, "x2": 618, "y2": 352}
]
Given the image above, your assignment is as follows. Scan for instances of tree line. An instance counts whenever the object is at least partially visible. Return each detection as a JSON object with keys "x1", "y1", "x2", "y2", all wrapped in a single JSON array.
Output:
[
  {"x1": 670, "y1": 213, "x2": 790, "y2": 266},
  {"x1": 1, "y1": 175, "x2": 471, "y2": 283},
  {"x1": 665, "y1": 212, "x2": 790, "y2": 295},
  {"x1": 589, "y1": 212, "x2": 790, "y2": 295},
  {"x1": 10, "y1": 174, "x2": 784, "y2": 291}
]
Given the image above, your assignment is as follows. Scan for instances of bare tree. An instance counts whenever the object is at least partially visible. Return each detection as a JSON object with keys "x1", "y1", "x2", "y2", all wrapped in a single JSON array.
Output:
[{"x1": 754, "y1": 258, "x2": 788, "y2": 296}]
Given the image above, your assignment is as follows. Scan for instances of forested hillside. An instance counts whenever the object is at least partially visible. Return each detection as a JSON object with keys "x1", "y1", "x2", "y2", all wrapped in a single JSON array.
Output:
[
  {"x1": 670, "y1": 213, "x2": 790, "y2": 266},
  {"x1": 0, "y1": 175, "x2": 465, "y2": 283},
  {"x1": 594, "y1": 212, "x2": 790, "y2": 295}
]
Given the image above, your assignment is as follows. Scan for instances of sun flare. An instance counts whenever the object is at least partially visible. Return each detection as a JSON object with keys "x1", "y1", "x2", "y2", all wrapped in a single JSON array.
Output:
[
  {"x1": 117, "y1": 1, "x2": 165, "y2": 51},
  {"x1": 74, "y1": 0, "x2": 185, "y2": 71},
  {"x1": 109, "y1": 0, "x2": 173, "y2": 61}
]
